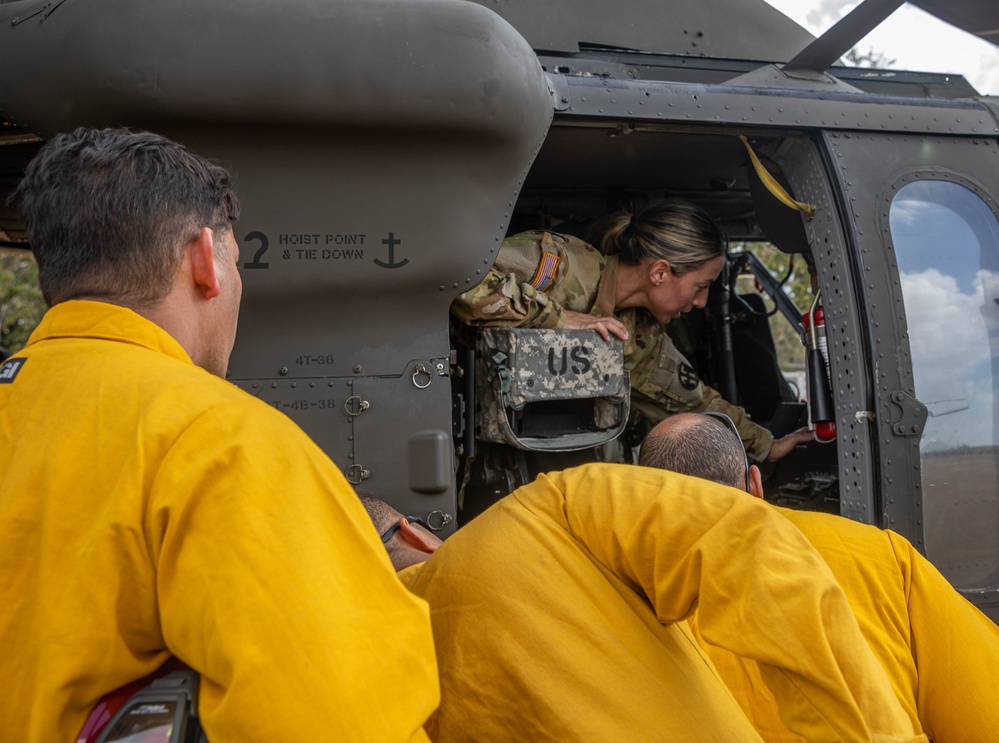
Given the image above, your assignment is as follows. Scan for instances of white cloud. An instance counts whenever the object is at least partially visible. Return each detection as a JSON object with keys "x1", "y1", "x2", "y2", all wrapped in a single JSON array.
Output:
[
  {"x1": 975, "y1": 53, "x2": 999, "y2": 97},
  {"x1": 805, "y1": 0, "x2": 857, "y2": 31},
  {"x1": 900, "y1": 267, "x2": 999, "y2": 447}
]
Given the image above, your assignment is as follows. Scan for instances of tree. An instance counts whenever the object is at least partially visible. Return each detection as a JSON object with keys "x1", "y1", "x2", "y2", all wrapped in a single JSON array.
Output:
[
  {"x1": 0, "y1": 252, "x2": 45, "y2": 355},
  {"x1": 845, "y1": 46, "x2": 896, "y2": 69}
]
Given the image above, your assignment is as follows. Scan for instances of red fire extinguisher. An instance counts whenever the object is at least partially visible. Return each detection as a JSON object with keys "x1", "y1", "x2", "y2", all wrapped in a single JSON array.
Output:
[{"x1": 802, "y1": 292, "x2": 836, "y2": 442}]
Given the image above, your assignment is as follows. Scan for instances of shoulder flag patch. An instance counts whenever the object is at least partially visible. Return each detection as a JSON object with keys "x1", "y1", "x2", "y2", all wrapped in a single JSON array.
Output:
[
  {"x1": 678, "y1": 361, "x2": 700, "y2": 390},
  {"x1": 0, "y1": 357, "x2": 27, "y2": 384},
  {"x1": 530, "y1": 251, "x2": 561, "y2": 291}
]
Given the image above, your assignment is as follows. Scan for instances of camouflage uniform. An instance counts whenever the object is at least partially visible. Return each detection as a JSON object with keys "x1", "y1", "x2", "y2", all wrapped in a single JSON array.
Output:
[{"x1": 452, "y1": 230, "x2": 775, "y2": 461}]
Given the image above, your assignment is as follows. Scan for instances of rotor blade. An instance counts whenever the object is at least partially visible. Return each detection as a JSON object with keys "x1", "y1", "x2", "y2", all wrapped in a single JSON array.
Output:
[
  {"x1": 908, "y1": 0, "x2": 999, "y2": 47},
  {"x1": 783, "y1": 0, "x2": 905, "y2": 75}
]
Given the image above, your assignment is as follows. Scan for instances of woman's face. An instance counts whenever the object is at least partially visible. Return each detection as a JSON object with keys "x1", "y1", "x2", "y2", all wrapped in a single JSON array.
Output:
[{"x1": 645, "y1": 256, "x2": 724, "y2": 323}]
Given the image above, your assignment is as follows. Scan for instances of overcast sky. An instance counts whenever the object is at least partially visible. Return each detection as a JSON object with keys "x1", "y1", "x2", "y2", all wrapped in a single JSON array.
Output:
[{"x1": 762, "y1": 0, "x2": 999, "y2": 96}]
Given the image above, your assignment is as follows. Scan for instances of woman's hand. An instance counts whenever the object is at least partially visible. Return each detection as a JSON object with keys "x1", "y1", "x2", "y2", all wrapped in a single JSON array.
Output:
[
  {"x1": 765, "y1": 427, "x2": 815, "y2": 462},
  {"x1": 562, "y1": 310, "x2": 630, "y2": 341}
]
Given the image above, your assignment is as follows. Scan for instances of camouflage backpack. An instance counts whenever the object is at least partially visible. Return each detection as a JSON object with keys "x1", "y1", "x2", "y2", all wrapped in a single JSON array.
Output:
[{"x1": 475, "y1": 327, "x2": 630, "y2": 451}]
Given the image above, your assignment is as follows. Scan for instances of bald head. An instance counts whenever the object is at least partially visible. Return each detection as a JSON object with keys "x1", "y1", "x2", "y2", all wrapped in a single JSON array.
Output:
[{"x1": 639, "y1": 414, "x2": 747, "y2": 490}]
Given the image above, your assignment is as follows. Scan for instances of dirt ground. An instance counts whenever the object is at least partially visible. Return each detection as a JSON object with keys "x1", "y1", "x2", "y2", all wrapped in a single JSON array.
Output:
[{"x1": 922, "y1": 448, "x2": 999, "y2": 589}]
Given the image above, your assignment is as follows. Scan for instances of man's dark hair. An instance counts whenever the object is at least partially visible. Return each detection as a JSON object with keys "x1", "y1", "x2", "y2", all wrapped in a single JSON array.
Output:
[
  {"x1": 359, "y1": 494, "x2": 409, "y2": 565},
  {"x1": 7, "y1": 127, "x2": 240, "y2": 307},
  {"x1": 639, "y1": 414, "x2": 745, "y2": 489},
  {"x1": 359, "y1": 494, "x2": 398, "y2": 535}
]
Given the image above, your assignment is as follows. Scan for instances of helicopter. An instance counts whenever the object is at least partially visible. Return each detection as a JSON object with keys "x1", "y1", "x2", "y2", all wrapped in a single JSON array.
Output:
[{"x1": 2, "y1": 0, "x2": 999, "y2": 625}]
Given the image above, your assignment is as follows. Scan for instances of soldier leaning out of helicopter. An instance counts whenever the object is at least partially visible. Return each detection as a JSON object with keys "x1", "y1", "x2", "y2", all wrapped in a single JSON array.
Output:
[{"x1": 451, "y1": 198, "x2": 813, "y2": 463}]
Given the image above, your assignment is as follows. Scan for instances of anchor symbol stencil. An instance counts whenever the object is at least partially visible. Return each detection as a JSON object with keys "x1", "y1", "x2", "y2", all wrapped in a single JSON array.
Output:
[{"x1": 374, "y1": 232, "x2": 409, "y2": 269}]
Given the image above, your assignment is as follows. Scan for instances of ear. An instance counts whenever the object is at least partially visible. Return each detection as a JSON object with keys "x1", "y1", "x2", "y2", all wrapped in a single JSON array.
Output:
[
  {"x1": 748, "y1": 464, "x2": 765, "y2": 499},
  {"x1": 649, "y1": 258, "x2": 671, "y2": 286},
  {"x1": 190, "y1": 228, "x2": 221, "y2": 300},
  {"x1": 398, "y1": 518, "x2": 441, "y2": 554}
]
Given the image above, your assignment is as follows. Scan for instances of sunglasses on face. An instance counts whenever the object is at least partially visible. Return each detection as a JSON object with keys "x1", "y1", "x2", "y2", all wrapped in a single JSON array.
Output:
[{"x1": 380, "y1": 515, "x2": 432, "y2": 543}]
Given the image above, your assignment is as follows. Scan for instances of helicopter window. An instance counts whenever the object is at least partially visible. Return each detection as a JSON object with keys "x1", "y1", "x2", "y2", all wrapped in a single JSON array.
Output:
[{"x1": 890, "y1": 179, "x2": 999, "y2": 590}]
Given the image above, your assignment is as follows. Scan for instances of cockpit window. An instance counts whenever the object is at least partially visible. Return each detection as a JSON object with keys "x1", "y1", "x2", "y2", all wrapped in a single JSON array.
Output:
[{"x1": 890, "y1": 179, "x2": 999, "y2": 590}]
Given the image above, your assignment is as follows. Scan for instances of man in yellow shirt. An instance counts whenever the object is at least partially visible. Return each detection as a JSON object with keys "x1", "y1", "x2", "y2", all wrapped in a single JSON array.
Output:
[
  {"x1": 0, "y1": 127, "x2": 438, "y2": 742},
  {"x1": 363, "y1": 463, "x2": 925, "y2": 743},
  {"x1": 640, "y1": 412, "x2": 999, "y2": 742}
]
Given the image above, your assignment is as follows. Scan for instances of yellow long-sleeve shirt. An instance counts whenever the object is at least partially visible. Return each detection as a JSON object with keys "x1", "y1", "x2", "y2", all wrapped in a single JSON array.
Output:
[
  {"x1": 402, "y1": 463, "x2": 924, "y2": 742},
  {"x1": 0, "y1": 301, "x2": 438, "y2": 742},
  {"x1": 692, "y1": 507, "x2": 999, "y2": 742}
]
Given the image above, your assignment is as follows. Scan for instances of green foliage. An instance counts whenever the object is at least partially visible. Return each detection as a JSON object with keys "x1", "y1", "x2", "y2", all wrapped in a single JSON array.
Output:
[
  {"x1": 731, "y1": 241, "x2": 812, "y2": 372},
  {"x1": 0, "y1": 252, "x2": 45, "y2": 354},
  {"x1": 845, "y1": 46, "x2": 896, "y2": 69}
]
